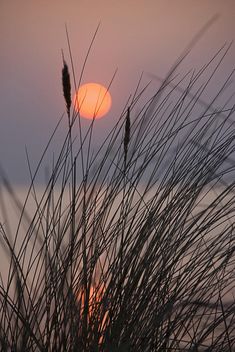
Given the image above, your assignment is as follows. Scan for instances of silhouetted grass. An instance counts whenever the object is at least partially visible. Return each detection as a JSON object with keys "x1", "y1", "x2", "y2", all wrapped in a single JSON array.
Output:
[{"x1": 0, "y1": 31, "x2": 235, "y2": 351}]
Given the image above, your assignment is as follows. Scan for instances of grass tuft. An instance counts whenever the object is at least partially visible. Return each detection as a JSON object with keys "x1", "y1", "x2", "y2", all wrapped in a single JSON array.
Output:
[{"x1": 0, "y1": 33, "x2": 235, "y2": 351}]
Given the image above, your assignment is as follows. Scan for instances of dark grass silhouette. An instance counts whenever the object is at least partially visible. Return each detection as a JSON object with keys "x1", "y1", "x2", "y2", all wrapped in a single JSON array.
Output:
[{"x1": 0, "y1": 28, "x2": 235, "y2": 351}]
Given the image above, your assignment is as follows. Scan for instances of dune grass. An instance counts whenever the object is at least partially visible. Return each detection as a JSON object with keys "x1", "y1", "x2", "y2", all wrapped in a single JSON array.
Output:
[{"x1": 0, "y1": 33, "x2": 235, "y2": 351}]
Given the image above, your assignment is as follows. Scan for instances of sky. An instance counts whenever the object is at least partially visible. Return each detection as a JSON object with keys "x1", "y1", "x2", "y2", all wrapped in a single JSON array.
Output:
[{"x1": 0, "y1": 0, "x2": 234, "y2": 184}]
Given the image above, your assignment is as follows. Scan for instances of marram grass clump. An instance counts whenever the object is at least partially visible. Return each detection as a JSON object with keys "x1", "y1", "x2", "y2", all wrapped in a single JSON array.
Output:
[{"x1": 0, "y1": 39, "x2": 235, "y2": 351}]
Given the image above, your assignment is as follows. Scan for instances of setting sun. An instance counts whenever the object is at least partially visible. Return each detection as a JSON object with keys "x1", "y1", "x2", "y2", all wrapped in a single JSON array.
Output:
[{"x1": 73, "y1": 83, "x2": 112, "y2": 119}]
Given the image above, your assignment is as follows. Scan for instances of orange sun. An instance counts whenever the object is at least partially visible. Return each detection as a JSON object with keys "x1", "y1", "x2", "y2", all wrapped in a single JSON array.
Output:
[{"x1": 73, "y1": 83, "x2": 112, "y2": 119}]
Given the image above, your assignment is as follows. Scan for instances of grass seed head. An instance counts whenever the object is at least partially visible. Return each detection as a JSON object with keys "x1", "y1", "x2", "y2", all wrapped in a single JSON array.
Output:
[
  {"x1": 124, "y1": 107, "x2": 130, "y2": 165},
  {"x1": 62, "y1": 54, "x2": 72, "y2": 117}
]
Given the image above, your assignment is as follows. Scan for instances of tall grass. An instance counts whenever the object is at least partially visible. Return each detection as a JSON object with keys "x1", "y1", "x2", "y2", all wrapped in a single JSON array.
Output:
[{"x1": 0, "y1": 33, "x2": 235, "y2": 351}]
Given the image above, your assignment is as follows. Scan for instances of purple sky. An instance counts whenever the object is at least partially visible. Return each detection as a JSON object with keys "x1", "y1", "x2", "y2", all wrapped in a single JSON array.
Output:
[{"x1": 0, "y1": 0, "x2": 234, "y2": 184}]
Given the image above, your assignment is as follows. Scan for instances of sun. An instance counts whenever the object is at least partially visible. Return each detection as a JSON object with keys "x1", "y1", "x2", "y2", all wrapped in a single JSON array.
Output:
[{"x1": 73, "y1": 83, "x2": 112, "y2": 119}]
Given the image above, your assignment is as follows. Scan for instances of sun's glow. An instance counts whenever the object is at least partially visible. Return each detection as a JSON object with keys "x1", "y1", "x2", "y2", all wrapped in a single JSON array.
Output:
[
  {"x1": 77, "y1": 283, "x2": 107, "y2": 344},
  {"x1": 73, "y1": 83, "x2": 112, "y2": 119}
]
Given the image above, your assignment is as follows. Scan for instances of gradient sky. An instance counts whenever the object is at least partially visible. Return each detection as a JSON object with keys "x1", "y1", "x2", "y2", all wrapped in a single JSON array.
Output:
[{"x1": 0, "y1": 0, "x2": 234, "y2": 184}]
